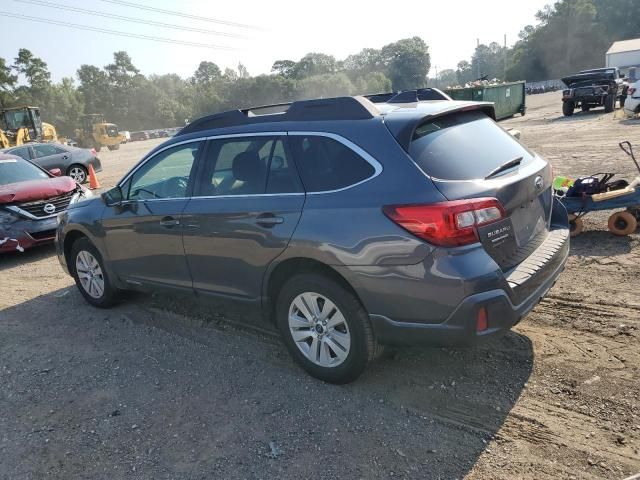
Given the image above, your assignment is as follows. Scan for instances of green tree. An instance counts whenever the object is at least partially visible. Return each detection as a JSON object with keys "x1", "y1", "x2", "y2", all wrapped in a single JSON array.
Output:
[
  {"x1": 380, "y1": 37, "x2": 431, "y2": 90},
  {"x1": 0, "y1": 57, "x2": 17, "y2": 107},
  {"x1": 271, "y1": 60, "x2": 297, "y2": 78}
]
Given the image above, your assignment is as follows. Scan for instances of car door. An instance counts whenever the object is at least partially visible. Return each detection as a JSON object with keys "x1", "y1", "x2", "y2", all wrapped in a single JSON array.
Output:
[
  {"x1": 100, "y1": 140, "x2": 203, "y2": 289},
  {"x1": 31, "y1": 144, "x2": 69, "y2": 171},
  {"x1": 182, "y1": 133, "x2": 305, "y2": 302}
]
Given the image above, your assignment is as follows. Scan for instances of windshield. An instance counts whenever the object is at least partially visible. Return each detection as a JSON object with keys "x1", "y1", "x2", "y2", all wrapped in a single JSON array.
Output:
[
  {"x1": 3, "y1": 110, "x2": 31, "y2": 130},
  {"x1": 408, "y1": 110, "x2": 532, "y2": 181},
  {"x1": 0, "y1": 157, "x2": 49, "y2": 186}
]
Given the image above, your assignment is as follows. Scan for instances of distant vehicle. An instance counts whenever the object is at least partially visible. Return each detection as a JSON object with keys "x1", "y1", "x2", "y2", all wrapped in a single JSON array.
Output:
[
  {"x1": 561, "y1": 67, "x2": 628, "y2": 116},
  {"x1": 121, "y1": 131, "x2": 131, "y2": 143},
  {"x1": 1, "y1": 142, "x2": 102, "y2": 184},
  {"x1": 56, "y1": 95, "x2": 569, "y2": 383},
  {"x1": 0, "y1": 106, "x2": 60, "y2": 148},
  {"x1": 623, "y1": 80, "x2": 640, "y2": 116},
  {"x1": 0, "y1": 153, "x2": 90, "y2": 253},
  {"x1": 147, "y1": 131, "x2": 159, "y2": 139},
  {"x1": 158, "y1": 130, "x2": 169, "y2": 138},
  {"x1": 130, "y1": 131, "x2": 149, "y2": 142},
  {"x1": 76, "y1": 114, "x2": 124, "y2": 152}
]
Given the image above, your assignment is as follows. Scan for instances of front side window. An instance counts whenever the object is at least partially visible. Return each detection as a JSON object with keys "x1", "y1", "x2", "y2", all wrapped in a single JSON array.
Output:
[
  {"x1": 127, "y1": 142, "x2": 201, "y2": 200},
  {"x1": 195, "y1": 136, "x2": 302, "y2": 197},
  {"x1": 33, "y1": 144, "x2": 66, "y2": 158},
  {"x1": 288, "y1": 135, "x2": 375, "y2": 192}
]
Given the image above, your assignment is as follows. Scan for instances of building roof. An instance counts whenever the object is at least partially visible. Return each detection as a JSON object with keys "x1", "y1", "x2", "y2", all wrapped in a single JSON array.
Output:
[{"x1": 607, "y1": 38, "x2": 640, "y2": 55}]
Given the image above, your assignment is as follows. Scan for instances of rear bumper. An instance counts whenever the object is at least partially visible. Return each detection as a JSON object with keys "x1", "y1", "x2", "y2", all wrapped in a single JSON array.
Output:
[{"x1": 369, "y1": 227, "x2": 569, "y2": 346}]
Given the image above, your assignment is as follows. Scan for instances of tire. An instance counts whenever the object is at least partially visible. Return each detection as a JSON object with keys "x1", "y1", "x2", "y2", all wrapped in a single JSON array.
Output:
[
  {"x1": 70, "y1": 237, "x2": 120, "y2": 308},
  {"x1": 604, "y1": 94, "x2": 615, "y2": 113},
  {"x1": 607, "y1": 211, "x2": 637, "y2": 236},
  {"x1": 568, "y1": 214, "x2": 584, "y2": 237},
  {"x1": 562, "y1": 101, "x2": 575, "y2": 116},
  {"x1": 275, "y1": 273, "x2": 378, "y2": 384},
  {"x1": 581, "y1": 104, "x2": 590, "y2": 112},
  {"x1": 66, "y1": 164, "x2": 88, "y2": 184},
  {"x1": 107, "y1": 143, "x2": 120, "y2": 151},
  {"x1": 620, "y1": 96, "x2": 626, "y2": 108}
]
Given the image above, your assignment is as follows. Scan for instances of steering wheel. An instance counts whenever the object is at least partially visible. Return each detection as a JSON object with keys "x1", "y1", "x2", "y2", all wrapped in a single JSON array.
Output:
[{"x1": 159, "y1": 176, "x2": 188, "y2": 197}]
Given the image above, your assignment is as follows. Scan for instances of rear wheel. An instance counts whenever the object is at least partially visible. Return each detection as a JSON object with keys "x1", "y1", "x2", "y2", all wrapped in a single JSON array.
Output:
[
  {"x1": 604, "y1": 94, "x2": 615, "y2": 113},
  {"x1": 276, "y1": 273, "x2": 378, "y2": 384},
  {"x1": 563, "y1": 101, "x2": 575, "y2": 116},
  {"x1": 107, "y1": 143, "x2": 120, "y2": 151},
  {"x1": 568, "y1": 214, "x2": 584, "y2": 237},
  {"x1": 607, "y1": 211, "x2": 637, "y2": 236},
  {"x1": 70, "y1": 237, "x2": 120, "y2": 308},
  {"x1": 67, "y1": 164, "x2": 88, "y2": 184}
]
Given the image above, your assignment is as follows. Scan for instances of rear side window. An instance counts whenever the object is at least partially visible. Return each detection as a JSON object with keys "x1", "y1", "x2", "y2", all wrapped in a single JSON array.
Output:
[
  {"x1": 289, "y1": 135, "x2": 375, "y2": 192},
  {"x1": 33, "y1": 144, "x2": 66, "y2": 158},
  {"x1": 9, "y1": 146, "x2": 31, "y2": 160},
  {"x1": 195, "y1": 136, "x2": 302, "y2": 197},
  {"x1": 408, "y1": 111, "x2": 532, "y2": 181}
]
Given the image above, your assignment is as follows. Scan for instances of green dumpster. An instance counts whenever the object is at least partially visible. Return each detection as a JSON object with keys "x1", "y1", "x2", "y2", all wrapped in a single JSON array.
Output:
[{"x1": 444, "y1": 81, "x2": 526, "y2": 120}]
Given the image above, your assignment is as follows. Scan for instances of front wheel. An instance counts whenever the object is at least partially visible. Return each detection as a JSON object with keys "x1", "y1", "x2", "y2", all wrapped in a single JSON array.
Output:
[
  {"x1": 562, "y1": 101, "x2": 575, "y2": 116},
  {"x1": 67, "y1": 164, "x2": 88, "y2": 184},
  {"x1": 581, "y1": 104, "x2": 590, "y2": 112},
  {"x1": 70, "y1": 237, "x2": 120, "y2": 308},
  {"x1": 276, "y1": 273, "x2": 378, "y2": 384}
]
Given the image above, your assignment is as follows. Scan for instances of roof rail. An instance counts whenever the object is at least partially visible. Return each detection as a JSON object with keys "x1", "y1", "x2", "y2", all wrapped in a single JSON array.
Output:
[
  {"x1": 364, "y1": 88, "x2": 452, "y2": 104},
  {"x1": 177, "y1": 96, "x2": 379, "y2": 136}
]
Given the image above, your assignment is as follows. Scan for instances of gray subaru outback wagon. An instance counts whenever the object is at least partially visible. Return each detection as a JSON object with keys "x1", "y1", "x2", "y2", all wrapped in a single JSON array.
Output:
[{"x1": 56, "y1": 93, "x2": 569, "y2": 383}]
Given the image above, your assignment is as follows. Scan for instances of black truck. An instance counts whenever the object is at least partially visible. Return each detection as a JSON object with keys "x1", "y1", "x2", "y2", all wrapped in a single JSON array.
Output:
[{"x1": 561, "y1": 67, "x2": 628, "y2": 116}]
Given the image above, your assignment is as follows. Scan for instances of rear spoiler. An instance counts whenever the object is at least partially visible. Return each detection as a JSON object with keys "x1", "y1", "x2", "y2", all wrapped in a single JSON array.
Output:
[{"x1": 384, "y1": 102, "x2": 496, "y2": 151}]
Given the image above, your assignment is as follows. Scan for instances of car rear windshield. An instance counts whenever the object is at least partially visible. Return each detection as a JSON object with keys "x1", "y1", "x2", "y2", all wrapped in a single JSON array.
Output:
[
  {"x1": 0, "y1": 157, "x2": 49, "y2": 185},
  {"x1": 408, "y1": 110, "x2": 532, "y2": 181}
]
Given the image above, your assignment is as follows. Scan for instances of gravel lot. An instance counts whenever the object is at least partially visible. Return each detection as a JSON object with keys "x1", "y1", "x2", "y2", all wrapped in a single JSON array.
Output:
[{"x1": 1, "y1": 93, "x2": 639, "y2": 479}]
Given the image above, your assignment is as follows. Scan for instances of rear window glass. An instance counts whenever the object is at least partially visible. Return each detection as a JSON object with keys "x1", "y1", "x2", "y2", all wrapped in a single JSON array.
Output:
[
  {"x1": 408, "y1": 111, "x2": 532, "y2": 181},
  {"x1": 289, "y1": 135, "x2": 375, "y2": 192}
]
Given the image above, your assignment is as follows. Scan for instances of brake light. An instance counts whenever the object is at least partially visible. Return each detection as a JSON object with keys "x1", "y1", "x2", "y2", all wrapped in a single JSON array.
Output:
[
  {"x1": 629, "y1": 87, "x2": 636, "y2": 96},
  {"x1": 90, "y1": 148, "x2": 97, "y2": 156},
  {"x1": 383, "y1": 198, "x2": 505, "y2": 247}
]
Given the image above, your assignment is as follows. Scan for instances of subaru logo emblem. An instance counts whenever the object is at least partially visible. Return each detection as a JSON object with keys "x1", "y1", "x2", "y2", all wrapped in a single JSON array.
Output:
[
  {"x1": 43, "y1": 203, "x2": 56, "y2": 214},
  {"x1": 534, "y1": 176, "x2": 544, "y2": 191}
]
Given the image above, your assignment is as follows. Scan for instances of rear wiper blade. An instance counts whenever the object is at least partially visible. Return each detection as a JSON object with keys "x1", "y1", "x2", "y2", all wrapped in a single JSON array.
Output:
[{"x1": 485, "y1": 156, "x2": 523, "y2": 179}]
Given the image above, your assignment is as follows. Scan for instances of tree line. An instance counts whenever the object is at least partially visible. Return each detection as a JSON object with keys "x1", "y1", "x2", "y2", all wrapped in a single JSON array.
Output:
[
  {"x1": 431, "y1": 0, "x2": 640, "y2": 88},
  {"x1": 0, "y1": 37, "x2": 429, "y2": 136}
]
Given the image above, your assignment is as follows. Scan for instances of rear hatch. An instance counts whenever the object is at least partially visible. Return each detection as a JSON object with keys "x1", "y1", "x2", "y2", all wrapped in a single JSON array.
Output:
[{"x1": 406, "y1": 110, "x2": 553, "y2": 270}]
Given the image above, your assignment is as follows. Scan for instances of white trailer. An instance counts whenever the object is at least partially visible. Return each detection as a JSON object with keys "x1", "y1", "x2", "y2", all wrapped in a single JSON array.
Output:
[{"x1": 606, "y1": 38, "x2": 640, "y2": 73}]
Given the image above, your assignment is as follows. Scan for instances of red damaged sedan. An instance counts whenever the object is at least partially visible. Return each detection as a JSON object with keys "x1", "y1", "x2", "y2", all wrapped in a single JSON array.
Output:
[{"x1": 0, "y1": 153, "x2": 91, "y2": 253}]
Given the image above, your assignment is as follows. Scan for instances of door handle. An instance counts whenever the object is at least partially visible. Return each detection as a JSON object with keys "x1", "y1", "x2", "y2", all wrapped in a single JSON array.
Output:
[
  {"x1": 159, "y1": 216, "x2": 180, "y2": 227},
  {"x1": 255, "y1": 213, "x2": 284, "y2": 228}
]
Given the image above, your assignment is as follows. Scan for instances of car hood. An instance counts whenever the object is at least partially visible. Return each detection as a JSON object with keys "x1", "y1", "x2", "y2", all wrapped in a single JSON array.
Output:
[
  {"x1": 562, "y1": 72, "x2": 613, "y2": 87},
  {"x1": 0, "y1": 176, "x2": 77, "y2": 204}
]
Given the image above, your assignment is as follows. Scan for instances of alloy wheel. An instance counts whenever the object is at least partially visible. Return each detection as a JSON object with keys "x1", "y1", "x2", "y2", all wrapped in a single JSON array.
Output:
[
  {"x1": 76, "y1": 250, "x2": 105, "y2": 299},
  {"x1": 288, "y1": 292, "x2": 351, "y2": 368},
  {"x1": 69, "y1": 166, "x2": 87, "y2": 183}
]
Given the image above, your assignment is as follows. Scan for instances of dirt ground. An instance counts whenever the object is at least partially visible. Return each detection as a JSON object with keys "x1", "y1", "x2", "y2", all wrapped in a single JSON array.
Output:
[{"x1": 1, "y1": 92, "x2": 639, "y2": 479}]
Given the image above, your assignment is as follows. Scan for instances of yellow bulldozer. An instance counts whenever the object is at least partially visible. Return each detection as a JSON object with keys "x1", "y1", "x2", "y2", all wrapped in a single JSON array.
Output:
[
  {"x1": 76, "y1": 114, "x2": 124, "y2": 152},
  {"x1": 0, "y1": 106, "x2": 59, "y2": 148}
]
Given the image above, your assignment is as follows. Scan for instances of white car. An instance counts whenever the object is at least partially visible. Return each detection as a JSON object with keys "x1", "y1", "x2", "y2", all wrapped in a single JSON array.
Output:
[{"x1": 624, "y1": 80, "x2": 640, "y2": 116}]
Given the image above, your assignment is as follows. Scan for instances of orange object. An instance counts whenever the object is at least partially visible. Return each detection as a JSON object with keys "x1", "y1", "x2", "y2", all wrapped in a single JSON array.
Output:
[{"x1": 88, "y1": 164, "x2": 101, "y2": 190}]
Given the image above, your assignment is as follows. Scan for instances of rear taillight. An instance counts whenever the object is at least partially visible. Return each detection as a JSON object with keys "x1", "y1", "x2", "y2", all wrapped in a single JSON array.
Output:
[
  {"x1": 90, "y1": 148, "x2": 97, "y2": 156},
  {"x1": 629, "y1": 87, "x2": 636, "y2": 96},
  {"x1": 383, "y1": 198, "x2": 505, "y2": 247}
]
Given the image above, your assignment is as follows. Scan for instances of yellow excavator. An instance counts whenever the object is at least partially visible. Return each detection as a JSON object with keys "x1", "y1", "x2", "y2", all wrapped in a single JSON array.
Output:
[
  {"x1": 76, "y1": 114, "x2": 124, "y2": 152},
  {"x1": 0, "y1": 106, "x2": 59, "y2": 148}
]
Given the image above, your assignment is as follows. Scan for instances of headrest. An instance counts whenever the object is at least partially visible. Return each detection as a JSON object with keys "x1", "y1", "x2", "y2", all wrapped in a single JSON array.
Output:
[{"x1": 232, "y1": 151, "x2": 263, "y2": 182}]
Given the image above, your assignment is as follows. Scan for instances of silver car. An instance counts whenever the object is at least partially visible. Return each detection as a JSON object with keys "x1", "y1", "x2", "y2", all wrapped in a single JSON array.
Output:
[{"x1": 1, "y1": 142, "x2": 102, "y2": 184}]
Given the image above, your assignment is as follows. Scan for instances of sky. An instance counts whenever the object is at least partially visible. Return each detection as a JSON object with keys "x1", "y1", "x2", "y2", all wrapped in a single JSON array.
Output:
[{"x1": 0, "y1": 0, "x2": 551, "y2": 83}]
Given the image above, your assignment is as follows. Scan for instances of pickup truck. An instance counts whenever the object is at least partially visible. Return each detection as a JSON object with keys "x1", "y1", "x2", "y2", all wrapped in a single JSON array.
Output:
[{"x1": 561, "y1": 67, "x2": 628, "y2": 116}]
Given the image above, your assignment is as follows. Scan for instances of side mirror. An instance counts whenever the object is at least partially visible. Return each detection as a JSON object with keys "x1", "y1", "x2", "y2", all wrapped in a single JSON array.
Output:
[
  {"x1": 102, "y1": 186, "x2": 123, "y2": 206},
  {"x1": 49, "y1": 168, "x2": 62, "y2": 176}
]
